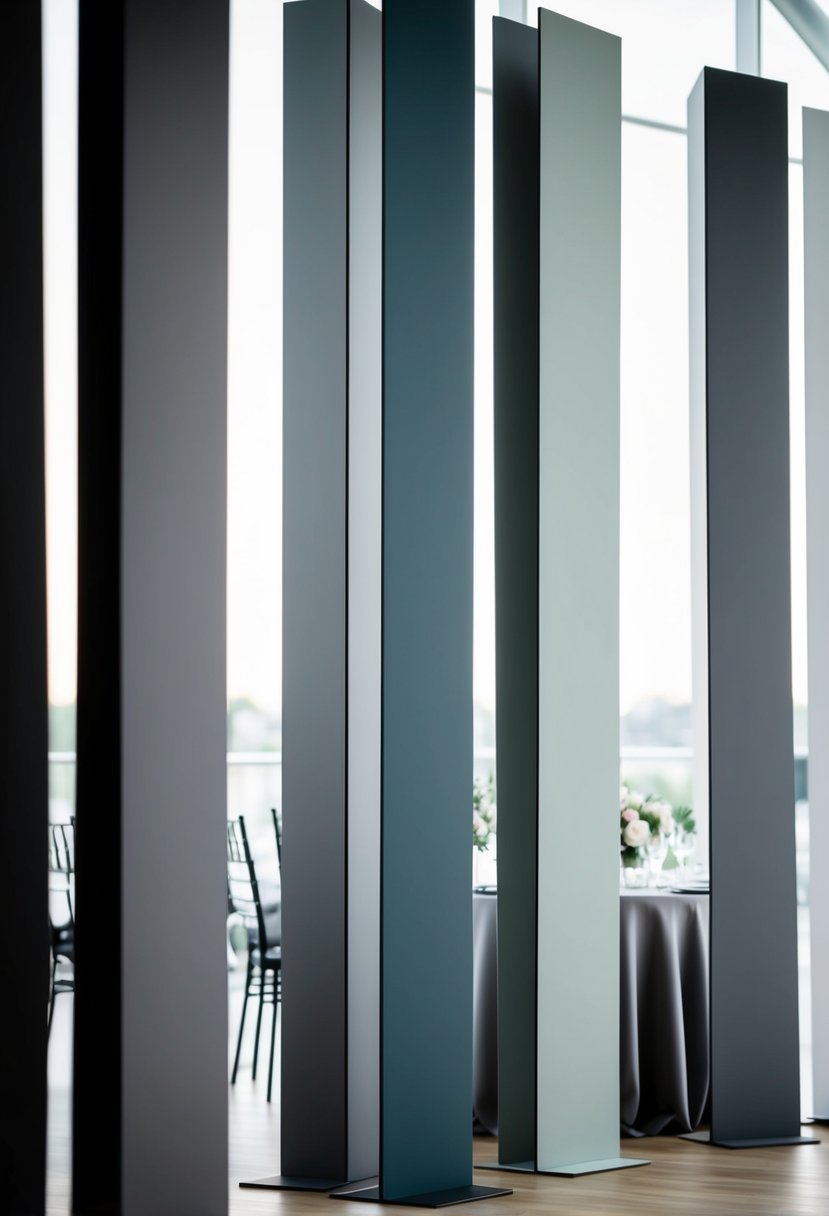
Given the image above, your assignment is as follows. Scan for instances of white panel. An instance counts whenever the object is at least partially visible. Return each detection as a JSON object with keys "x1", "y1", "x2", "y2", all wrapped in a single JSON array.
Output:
[
  {"x1": 688, "y1": 76, "x2": 710, "y2": 891},
  {"x1": 804, "y1": 105, "x2": 829, "y2": 1120},
  {"x1": 536, "y1": 7, "x2": 623, "y2": 1171}
]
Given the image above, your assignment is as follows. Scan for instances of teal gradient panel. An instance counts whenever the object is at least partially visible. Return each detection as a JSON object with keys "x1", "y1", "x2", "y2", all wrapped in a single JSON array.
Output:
[
  {"x1": 381, "y1": 0, "x2": 475, "y2": 1200},
  {"x1": 688, "y1": 68, "x2": 801, "y2": 1144},
  {"x1": 535, "y1": 9, "x2": 622, "y2": 1171},
  {"x1": 492, "y1": 15, "x2": 540, "y2": 1170}
]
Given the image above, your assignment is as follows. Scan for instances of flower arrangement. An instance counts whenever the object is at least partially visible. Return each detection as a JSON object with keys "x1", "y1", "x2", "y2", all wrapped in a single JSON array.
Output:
[
  {"x1": 620, "y1": 784, "x2": 695, "y2": 869},
  {"x1": 473, "y1": 772, "x2": 497, "y2": 852}
]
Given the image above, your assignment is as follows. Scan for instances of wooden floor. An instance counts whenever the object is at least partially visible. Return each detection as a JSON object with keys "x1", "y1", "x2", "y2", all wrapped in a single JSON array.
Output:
[
  {"x1": 45, "y1": 1071, "x2": 829, "y2": 1216},
  {"x1": 45, "y1": 990, "x2": 829, "y2": 1215}
]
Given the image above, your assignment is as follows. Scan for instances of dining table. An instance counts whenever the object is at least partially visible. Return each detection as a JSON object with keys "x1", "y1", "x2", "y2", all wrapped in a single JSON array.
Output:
[{"x1": 472, "y1": 885, "x2": 710, "y2": 1137}]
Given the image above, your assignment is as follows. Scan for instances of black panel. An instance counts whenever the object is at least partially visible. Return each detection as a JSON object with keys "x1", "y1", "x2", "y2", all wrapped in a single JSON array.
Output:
[
  {"x1": 0, "y1": 4, "x2": 49, "y2": 1213},
  {"x1": 74, "y1": 4, "x2": 125, "y2": 1209}
]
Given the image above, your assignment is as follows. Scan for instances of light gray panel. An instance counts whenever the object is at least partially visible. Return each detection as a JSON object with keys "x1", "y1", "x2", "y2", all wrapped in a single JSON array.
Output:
[
  {"x1": 535, "y1": 8, "x2": 622, "y2": 1170},
  {"x1": 687, "y1": 73, "x2": 711, "y2": 927},
  {"x1": 804, "y1": 105, "x2": 829, "y2": 1119},
  {"x1": 688, "y1": 66, "x2": 802, "y2": 1144},
  {"x1": 282, "y1": 0, "x2": 349, "y2": 1180},
  {"x1": 492, "y1": 14, "x2": 540, "y2": 1169},
  {"x1": 347, "y1": 0, "x2": 382, "y2": 1181},
  {"x1": 120, "y1": 2, "x2": 229, "y2": 1213}
]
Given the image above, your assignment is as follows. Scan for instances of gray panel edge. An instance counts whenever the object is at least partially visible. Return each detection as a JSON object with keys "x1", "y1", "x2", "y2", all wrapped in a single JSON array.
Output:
[{"x1": 803, "y1": 105, "x2": 829, "y2": 1119}]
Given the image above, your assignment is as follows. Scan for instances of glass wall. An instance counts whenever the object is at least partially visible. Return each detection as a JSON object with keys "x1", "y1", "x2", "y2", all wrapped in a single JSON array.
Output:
[{"x1": 42, "y1": 0, "x2": 829, "y2": 868}]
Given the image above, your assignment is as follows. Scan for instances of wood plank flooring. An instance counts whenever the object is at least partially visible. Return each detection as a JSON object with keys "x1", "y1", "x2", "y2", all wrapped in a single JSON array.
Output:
[
  {"x1": 45, "y1": 1069, "x2": 829, "y2": 1216},
  {"x1": 45, "y1": 987, "x2": 829, "y2": 1215}
]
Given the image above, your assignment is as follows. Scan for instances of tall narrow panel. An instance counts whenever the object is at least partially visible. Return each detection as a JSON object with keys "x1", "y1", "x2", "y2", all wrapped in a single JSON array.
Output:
[
  {"x1": 0, "y1": 5, "x2": 48, "y2": 1213},
  {"x1": 347, "y1": 0, "x2": 383, "y2": 1181},
  {"x1": 76, "y1": 3, "x2": 230, "y2": 1212},
  {"x1": 281, "y1": 0, "x2": 349, "y2": 1181},
  {"x1": 278, "y1": 0, "x2": 381, "y2": 1187},
  {"x1": 490, "y1": 9, "x2": 639, "y2": 1178},
  {"x1": 381, "y1": 0, "x2": 477, "y2": 1199},
  {"x1": 492, "y1": 14, "x2": 540, "y2": 1171},
  {"x1": 688, "y1": 67, "x2": 808, "y2": 1147},
  {"x1": 535, "y1": 9, "x2": 627, "y2": 1173},
  {"x1": 74, "y1": 1, "x2": 127, "y2": 1205},
  {"x1": 804, "y1": 105, "x2": 829, "y2": 1122}
]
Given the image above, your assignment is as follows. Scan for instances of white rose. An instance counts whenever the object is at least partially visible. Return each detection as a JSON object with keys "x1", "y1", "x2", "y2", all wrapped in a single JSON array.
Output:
[
  {"x1": 473, "y1": 814, "x2": 486, "y2": 838},
  {"x1": 651, "y1": 802, "x2": 674, "y2": 834},
  {"x1": 623, "y1": 819, "x2": 651, "y2": 848},
  {"x1": 625, "y1": 791, "x2": 644, "y2": 810}
]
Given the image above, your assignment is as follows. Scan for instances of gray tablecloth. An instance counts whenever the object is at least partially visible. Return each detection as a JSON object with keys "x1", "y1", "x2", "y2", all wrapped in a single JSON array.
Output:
[{"x1": 472, "y1": 888, "x2": 710, "y2": 1137}]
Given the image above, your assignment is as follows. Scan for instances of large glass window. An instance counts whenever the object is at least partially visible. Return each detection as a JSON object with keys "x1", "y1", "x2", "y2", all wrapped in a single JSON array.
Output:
[{"x1": 529, "y1": 0, "x2": 734, "y2": 126}]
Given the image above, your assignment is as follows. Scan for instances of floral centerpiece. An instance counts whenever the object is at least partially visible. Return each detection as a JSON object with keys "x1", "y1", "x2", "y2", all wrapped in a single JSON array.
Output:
[
  {"x1": 620, "y1": 784, "x2": 695, "y2": 870},
  {"x1": 473, "y1": 772, "x2": 497, "y2": 852}
]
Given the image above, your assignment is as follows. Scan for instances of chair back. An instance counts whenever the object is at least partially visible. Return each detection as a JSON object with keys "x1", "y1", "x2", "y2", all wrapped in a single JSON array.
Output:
[
  {"x1": 48, "y1": 821, "x2": 75, "y2": 938},
  {"x1": 270, "y1": 806, "x2": 282, "y2": 871},
  {"x1": 227, "y1": 815, "x2": 271, "y2": 952}
]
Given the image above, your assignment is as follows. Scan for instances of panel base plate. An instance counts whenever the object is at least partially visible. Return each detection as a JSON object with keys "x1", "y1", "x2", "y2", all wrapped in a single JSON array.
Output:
[
  {"x1": 476, "y1": 1157, "x2": 649, "y2": 1176},
  {"x1": 240, "y1": 1176, "x2": 350, "y2": 1192},
  {"x1": 330, "y1": 1184, "x2": 512, "y2": 1207},
  {"x1": 679, "y1": 1130, "x2": 819, "y2": 1149}
]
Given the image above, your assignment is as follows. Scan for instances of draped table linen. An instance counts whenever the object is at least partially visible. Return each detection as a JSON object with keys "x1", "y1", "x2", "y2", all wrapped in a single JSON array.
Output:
[{"x1": 472, "y1": 888, "x2": 710, "y2": 1137}]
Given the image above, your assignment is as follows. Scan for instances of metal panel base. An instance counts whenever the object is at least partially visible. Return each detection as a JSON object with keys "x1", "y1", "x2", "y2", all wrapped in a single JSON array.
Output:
[
  {"x1": 331, "y1": 1184, "x2": 513, "y2": 1206},
  {"x1": 477, "y1": 1157, "x2": 648, "y2": 1176},
  {"x1": 680, "y1": 1130, "x2": 819, "y2": 1148},
  {"x1": 240, "y1": 1175, "x2": 350, "y2": 1191},
  {"x1": 475, "y1": 1161, "x2": 535, "y2": 1173}
]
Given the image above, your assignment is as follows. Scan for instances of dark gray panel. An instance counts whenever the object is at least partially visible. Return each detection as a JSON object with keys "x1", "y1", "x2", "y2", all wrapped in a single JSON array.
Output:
[
  {"x1": 77, "y1": 3, "x2": 230, "y2": 1213},
  {"x1": 381, "y1": 0, "x2": 475, "y2": 1200},
  {"x1": 0, "y1": 5, "x2": 49, "y2": 1212},
  {"x1": 120, "y1": 3, "x2": 229, "y2": 1212},
  {"x1": 688, "y1": 67, "x2": 802, "y2": 1143},
  {"x1": 283, "y1": 0, "x2": 382, "y2": 1184},
  {"x1": 492, "y1": 15, "x2": 539, "y2": 1170},
  {"x1": 282, "y1": 0, "x2": 350, "y2": 1182}
]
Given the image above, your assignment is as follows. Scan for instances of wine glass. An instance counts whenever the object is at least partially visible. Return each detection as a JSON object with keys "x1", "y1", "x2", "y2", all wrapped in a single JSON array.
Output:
[
  {"x1": 645, "y1": 832, "x2": 668, "y2": 887},
  {"x1": 673, "y1": 829, "x2": 695, "y2": 881}
]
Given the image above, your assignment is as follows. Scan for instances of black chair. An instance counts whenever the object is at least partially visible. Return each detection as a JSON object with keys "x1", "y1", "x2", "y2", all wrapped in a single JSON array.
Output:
[
  {"x1": 227, "y1": 815, "x2": 281, "y2": 1101},
  {"x1": 270, "y1": 806, "x2": 282, "y2": 870},
  {"x1": 48, "y1": 821, "x2": 75, "y2": 1036}
]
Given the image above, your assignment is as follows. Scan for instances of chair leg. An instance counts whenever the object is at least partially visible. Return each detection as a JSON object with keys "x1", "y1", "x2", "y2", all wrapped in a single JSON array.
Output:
[
  {"x1": 252, "y1": 968, "x2": 265, "y2": 1081},
  {"x1": 231, "y1": 959, "x2": 253, "y2": 1084},
  {"x1": 47, "y1": 957, "x2": 56, "y2": 1039},
  {"x1": 267, "y1": 972, "x2": 278, "y2": 1103}
]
